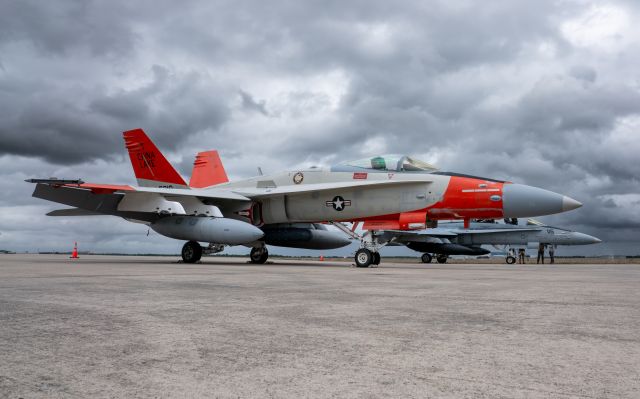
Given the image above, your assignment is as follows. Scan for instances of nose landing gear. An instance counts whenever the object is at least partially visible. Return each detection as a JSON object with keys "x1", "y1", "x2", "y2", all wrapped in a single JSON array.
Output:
[{"x1": 355, "y1": 248, "x2": 381, "y2": 268}]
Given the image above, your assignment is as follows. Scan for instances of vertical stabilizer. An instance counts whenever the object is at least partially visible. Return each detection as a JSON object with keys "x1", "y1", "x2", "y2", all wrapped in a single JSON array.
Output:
[
  {"x1": 189, "y1": 150, "x2": 229, "y2": 188},
  {"x1": 122, "y1": 129, "x2": 189, "y2": 189}
]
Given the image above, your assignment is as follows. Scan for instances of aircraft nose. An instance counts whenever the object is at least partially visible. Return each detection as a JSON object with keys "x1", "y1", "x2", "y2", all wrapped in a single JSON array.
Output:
[
  {"x1": 562, "y1": 196, "x2": 582, "y2": 212},
  {"x1": 502, "y1": 184, "x2": 582, "y2": 218},
  {"x1": 573, "y1": 232, "x2": 602, "y2": 245}
]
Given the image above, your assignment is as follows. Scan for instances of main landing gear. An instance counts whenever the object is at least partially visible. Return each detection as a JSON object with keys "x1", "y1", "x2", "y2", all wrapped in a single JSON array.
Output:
[
  {"x1": 420, "y1": 253, "x2": 449, "y2": 264},
  {"x1": 181, "y1": 242, "x2": 225, "y2": 263},
  {"x1": 249, "y1": 246, "x2": 269, "y2": 264},
  {"x1": 182, "y1": 241, "x2": 202, "y2": 263}
]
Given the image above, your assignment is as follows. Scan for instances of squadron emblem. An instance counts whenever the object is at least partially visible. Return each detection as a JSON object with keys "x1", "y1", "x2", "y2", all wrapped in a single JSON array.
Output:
[
  {"x1": 293, "y1": 172, "x2": 304, "y2": 184},
  {"x1": 326, "y1": 196, "x2": 351, "y2": 211}
]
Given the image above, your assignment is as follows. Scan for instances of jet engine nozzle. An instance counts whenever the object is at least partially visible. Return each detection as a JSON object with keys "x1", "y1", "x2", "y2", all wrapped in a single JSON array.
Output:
[{"x1": 502, "y1": 184, "x2": 582, "y2": 218}]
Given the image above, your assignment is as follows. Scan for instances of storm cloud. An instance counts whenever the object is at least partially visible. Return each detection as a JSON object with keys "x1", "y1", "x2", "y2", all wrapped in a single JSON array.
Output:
[{"x1": 0, "y1": 0, "x2": 638, "y2": 255}]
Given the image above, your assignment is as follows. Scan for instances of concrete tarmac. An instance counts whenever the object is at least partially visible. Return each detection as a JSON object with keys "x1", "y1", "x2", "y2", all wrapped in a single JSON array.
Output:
[{"x1": 1, "y1": 254, "x2": 639, "y2": 398}]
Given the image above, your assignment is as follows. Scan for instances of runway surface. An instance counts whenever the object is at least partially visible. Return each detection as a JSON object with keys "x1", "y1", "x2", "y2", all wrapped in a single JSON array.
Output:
[{"x1": 1, "y1": 254, "x2": 639, "y2": 398}]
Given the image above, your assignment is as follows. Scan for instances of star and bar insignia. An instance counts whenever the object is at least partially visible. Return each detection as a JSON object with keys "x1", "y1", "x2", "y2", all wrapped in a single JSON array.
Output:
[{"x1": 326, "y1": 196, "x2": 351, "y2": 211}]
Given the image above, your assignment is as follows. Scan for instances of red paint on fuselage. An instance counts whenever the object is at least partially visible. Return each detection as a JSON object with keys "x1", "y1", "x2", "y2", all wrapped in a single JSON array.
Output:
[
  {"x1": 426, "y1": 176, "x2": 505, "y2": 220},
  {"x1": 352, "y1": 176, "x2": 508, "y2": 230}
]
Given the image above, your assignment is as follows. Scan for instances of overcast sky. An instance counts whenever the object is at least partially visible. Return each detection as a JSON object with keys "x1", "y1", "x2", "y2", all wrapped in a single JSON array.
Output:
[{"x1": 1, "y1": 0, "x2": 638, "y2": 257}]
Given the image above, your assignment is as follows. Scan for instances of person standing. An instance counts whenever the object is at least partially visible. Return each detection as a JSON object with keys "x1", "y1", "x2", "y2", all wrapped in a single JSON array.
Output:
[
  {"x1": 537, "y1": 243, "x2": 545, "y2": 264},
  {"x1": 549, "y1": 245, "x2": 555, "y2": 264},
  {"x1": 518, "y1": 248, "x2": 526, "y2": 264}
]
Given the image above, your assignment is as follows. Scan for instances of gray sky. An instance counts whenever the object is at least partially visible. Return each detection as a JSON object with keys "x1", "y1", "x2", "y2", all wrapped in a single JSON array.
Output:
[{"x1": 1, "y1": 0, "x2": 638, "y2": 256}]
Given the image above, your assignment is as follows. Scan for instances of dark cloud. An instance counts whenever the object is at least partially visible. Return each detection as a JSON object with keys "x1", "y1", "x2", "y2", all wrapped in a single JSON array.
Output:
[
  {"x1": 0, "y1": 0, "x2": 137, "y2": 57},
  {"x1": 0, "y1": 64, "x2": 231, "y2": 164},
  {"x1": 0, "y1": 0, "x2": 639, "y2": 255}
]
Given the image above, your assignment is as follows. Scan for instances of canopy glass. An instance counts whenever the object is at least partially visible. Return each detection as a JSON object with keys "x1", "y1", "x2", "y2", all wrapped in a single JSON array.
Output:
[{"x1": 338, "y1": 155, "x2": 438, "y2": 172}]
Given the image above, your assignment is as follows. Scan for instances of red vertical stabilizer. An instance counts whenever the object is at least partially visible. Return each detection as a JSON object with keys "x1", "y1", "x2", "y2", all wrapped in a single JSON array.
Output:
[
  {"x1": 189, "y1": 150, "x2": 229, "y2": 188},
  {"x1": 123, "y1": 129, "x2": 188, "y2": 188}
]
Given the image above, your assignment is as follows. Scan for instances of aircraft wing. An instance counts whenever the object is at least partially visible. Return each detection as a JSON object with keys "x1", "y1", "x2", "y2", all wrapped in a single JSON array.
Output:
[
  {"x1": 28, "y1": 180, "x2": 251, "y2": 200},
  {"x1": 29, "y1": 180, "x2": 252, "y2": 223},
  {"x1": 47, "y1": 208, "x2": 104, "y2": 216},
  {"x1": 238, "y1": 179, "x2": 430, "y2": 198},
  {"x1": 134, "y1": 186, "x2": 250, "y2": 201},
  {"x1": 378, "y1": 226, "x2": 543, "y2": 243},
  {"x1": 382, "y1": 228, "x2": 459, "y2": 238}
]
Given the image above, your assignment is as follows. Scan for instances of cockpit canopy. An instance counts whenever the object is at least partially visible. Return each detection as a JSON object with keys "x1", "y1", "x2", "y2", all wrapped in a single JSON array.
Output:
[{"x1": 333, "y1": 154, "x2": 438, "y2": 173}]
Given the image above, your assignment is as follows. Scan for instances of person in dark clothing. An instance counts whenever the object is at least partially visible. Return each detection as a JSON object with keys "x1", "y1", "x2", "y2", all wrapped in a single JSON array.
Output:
[
  {"x1": 537, "y1": 243, "x2": 545, "y2": 264},
  {"x1": 549, "y1": 245, "x2": 555, "y2": 264},
  {"x1": 518, "y1": 248, "x2": 526, "y2": 264}
]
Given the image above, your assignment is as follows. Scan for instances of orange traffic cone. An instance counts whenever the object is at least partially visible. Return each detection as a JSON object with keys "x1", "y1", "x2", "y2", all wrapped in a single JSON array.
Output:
[
  {"x1": 319, "y1": 255, "x2": 324, "y2": 261},
  {"x1": 70, "y1": 242, "x2": 79, "y2": 259}
]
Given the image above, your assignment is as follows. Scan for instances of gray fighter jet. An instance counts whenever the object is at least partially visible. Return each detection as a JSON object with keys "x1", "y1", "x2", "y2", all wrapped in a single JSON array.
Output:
[{"x1": 373, "y1": 219, "x2": 601, "y2": 264}]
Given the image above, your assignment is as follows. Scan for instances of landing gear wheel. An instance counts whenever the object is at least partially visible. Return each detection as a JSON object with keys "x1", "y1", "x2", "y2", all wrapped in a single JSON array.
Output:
[
  {"x1": 436, "y1": 254, "x2": 448, "y2": 264},
  {"x1": 421, "y1": 253, "x2": 433, "y2": 263},
  {"x1": 372, "y1": 252, "x2": 381, "y2": 265},
  {"x1": 250, "y1": 247, "x2": 269, "y2": 264},
  {"x1": 506, "y1": 256, "x2": 516, "y2": 264},
  {"x1": 355, "y1": 248, "x2": 373, "y2": 268},
  {"x1": 182, "y1": 241, "x2": 202, "y2": 263}
]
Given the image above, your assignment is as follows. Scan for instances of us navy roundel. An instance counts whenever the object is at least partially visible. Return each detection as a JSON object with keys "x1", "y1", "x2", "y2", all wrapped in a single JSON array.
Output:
[{"x1": 326, "y1": 196, "x2": 351, "y2": 211}]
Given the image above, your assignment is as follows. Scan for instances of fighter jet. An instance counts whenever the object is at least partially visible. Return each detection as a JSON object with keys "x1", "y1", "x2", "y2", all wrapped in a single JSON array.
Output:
[
  {"x1": 366, "y1": 219, "x2": 601, "y2": 264},
  {"x1": 27, "y1": 129, "x2": 582, "y2": 267}
]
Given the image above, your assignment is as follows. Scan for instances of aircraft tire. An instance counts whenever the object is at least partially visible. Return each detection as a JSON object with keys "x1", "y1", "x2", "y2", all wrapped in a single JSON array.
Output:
[
  {"x1": 182, "y1": 241, "x2": 202, "y2": 263},
  {"x1": 436, "y1": 254, "x2": 448, "y2": 264},
  {"x1": 506, "y1": 256, "x2": 516, "y2": 264},
  {"x1": 250, "y1": 247, "x2": 269, "y2": 264},
  {"x1": 372, "y1": 252, "x2": 381, "y2": 265},
  {"x1": 421, "y1": 253, "x2": 432, "y2": 263},
  {"x1": 355, "y1": 248, "x2": 373, "y2": 268}
]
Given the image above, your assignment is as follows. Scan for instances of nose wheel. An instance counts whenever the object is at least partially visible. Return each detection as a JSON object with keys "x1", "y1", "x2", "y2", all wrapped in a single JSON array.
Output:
[
  {"x1": 355, "y1": 248, "x2": 380, "y2": 268},
  {"x1": 421, "y1": 253, "x2": 432, "y2": 263}
]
